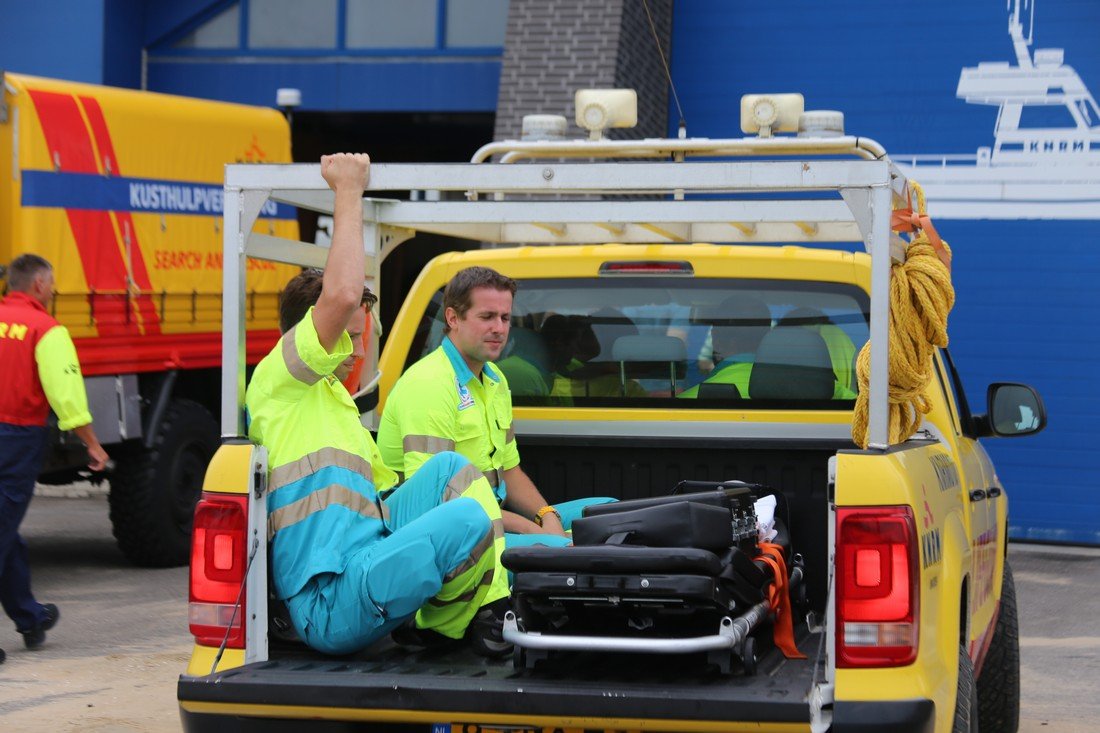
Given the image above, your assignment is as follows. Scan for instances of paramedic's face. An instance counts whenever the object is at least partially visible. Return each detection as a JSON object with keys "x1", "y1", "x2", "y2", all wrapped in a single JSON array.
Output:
[
  {"x1": 336, "y1": 307, "x2": 368, "y2": 383},
  {"x1": 447, "y1": 287, "x2": 512, "y2": 368}
]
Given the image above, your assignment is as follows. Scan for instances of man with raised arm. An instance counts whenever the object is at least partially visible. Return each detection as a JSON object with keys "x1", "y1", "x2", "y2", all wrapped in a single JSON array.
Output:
[{"x1": 245, "y1": 155, "x2": 509, "y2": 657}]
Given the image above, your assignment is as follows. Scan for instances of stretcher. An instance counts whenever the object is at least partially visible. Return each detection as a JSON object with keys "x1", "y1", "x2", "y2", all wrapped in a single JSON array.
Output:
[{"x1": 501, "y1": 482, "x2": 805, "y2": 674}]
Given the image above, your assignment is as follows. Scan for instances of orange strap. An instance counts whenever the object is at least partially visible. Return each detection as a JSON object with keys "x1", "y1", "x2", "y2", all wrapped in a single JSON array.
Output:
[
  {"x1": 755, "y1": 542, "x2": 807, "y2": 659},
  {"x1": 891, "y1": 186, "x2": 952, "y2": 271}
]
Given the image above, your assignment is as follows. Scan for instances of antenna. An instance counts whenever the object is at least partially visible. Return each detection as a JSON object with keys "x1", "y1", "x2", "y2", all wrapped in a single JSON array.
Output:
[
  {"x1": 642, "y1": 0, "x2": 687, "y2": 139},
  {"x1": 1008, "y1": 0, "x2": 1036, "y2": 68}
]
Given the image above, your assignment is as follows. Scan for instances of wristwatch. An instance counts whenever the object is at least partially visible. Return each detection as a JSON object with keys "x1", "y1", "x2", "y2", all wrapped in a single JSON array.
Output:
[{"x1": 533, "y1": 505, "x2": 561, "y2": 527}]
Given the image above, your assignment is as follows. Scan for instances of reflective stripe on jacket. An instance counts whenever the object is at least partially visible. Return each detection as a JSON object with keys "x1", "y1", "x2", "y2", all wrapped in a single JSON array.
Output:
[
  {"x1": 0, "y1": 292, "x2": 92, "y2": 429},
  {"x1": 246, "y1": 306, "x2": 398, "y2": 600},
  {"x1": 378, "y1": 337, "x2": 518, "y2": 504}
]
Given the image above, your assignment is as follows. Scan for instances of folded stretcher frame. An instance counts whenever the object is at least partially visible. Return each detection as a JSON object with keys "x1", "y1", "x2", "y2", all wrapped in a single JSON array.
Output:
[{"x1": 501, "y1": 482, "x2": 805, "y2": 674}]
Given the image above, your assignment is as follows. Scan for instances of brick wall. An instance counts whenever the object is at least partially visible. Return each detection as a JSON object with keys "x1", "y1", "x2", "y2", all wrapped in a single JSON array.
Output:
[{"x1": 493, "y1": 0, "x2": 672, "y2": 143}]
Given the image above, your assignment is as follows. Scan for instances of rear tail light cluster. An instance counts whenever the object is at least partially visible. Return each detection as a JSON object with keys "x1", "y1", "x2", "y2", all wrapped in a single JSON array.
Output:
[
  {"x1": 836, "y1": 506, "x2": 919, "y2": 667},
  {"x1": 189, "y1": 492, "x2": 249, "y2": 648}
]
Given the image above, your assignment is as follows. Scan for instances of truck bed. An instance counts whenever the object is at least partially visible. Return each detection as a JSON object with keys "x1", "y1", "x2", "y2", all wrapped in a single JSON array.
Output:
[
  {"x1": 179, "y1": 629, "x2": 824, "y2": 731},
  {"x1": 180, "y1": 438, "x2": 838, "y2": 730}
]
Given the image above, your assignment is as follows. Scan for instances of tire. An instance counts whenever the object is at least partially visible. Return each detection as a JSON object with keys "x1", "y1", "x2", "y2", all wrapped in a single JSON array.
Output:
[
  {"x1": 109, "y1": 399, "x2": 219, "y2": 567},
  {"x1": 953, "y1": 643, "x2": 978, "y2": 733},
  {"x1": 977, "y1": 563, "x2": 1021, "y2": 733}
]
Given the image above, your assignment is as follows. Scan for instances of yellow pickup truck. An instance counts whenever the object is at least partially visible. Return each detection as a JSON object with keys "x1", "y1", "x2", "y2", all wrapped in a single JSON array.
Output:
[{"x1": 178, "y1": 92, "x2": 1043, "y2": 733}]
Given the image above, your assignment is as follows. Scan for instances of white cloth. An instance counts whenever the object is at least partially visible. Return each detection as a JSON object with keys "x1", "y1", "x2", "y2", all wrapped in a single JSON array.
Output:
[{"x1": 754, "y1": 495, "x2": 778, "y2": 543}]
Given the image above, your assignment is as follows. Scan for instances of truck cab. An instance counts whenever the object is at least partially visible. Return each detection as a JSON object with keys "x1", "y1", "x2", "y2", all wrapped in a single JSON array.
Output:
[{"x1": 178, "y1": 92, "x2": 1043, "y2": 732}]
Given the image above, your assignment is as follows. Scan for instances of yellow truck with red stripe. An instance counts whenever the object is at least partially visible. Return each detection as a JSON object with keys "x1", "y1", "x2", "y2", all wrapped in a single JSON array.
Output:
[
  {"x1": 0, "y1": 72, "x2": 298, "y2": 566},
  {"x1": 178, "y1": 95, "x2": 1043, "y2": 732}
]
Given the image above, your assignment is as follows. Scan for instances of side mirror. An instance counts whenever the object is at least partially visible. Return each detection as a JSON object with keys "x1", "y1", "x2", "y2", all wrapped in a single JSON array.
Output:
[{"x1": 973, "y1": 382, "x2": 1046, "y2": 438}]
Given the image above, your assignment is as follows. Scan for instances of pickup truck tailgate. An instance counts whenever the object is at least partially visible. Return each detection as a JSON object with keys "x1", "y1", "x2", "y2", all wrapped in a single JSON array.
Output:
[{"x1": 179, "y1": 634, "x2": 822, "y2": 732}]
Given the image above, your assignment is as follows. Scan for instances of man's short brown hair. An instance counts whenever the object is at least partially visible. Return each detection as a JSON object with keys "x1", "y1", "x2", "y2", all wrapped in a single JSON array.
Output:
[
  {"x1": 278, "y1": 268, "x2": 377, "y2": 333},
  {"x1": 442, "y1": 266, "x2": 517, "y2": 333},
  {"x1": 6, "y1": 253, "x2": 52, "y2": 292}
]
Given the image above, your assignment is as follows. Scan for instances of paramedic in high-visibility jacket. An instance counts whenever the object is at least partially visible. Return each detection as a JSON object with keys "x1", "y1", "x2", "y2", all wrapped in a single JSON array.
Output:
[
  {"x1": 0, "y1": 254, "x2": 108, "y2": 666},
  {"x1": 378, "y1": 266, "x2": 615, "y2": 551},
  {"x1": 245, "y1": 155, "x2": 510, "y2": 657}
]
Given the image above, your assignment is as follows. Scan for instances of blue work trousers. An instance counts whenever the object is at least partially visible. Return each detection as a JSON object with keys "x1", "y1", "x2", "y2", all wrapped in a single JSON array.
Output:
[
  {"x1": 0, "y1": 423, "x2": 50, "y2": 632},
  {"x1": 285, "y1": 452, "x2": 496, "y2": 655}
]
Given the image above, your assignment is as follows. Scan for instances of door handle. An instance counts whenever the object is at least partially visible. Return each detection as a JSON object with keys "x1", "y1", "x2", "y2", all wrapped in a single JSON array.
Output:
[
  {"x1": 969, "y1": 489, "x2": 988, "y2": 502},
  {"x1": 986, "y1": 487, "x2": 1002, "y2": 499}
]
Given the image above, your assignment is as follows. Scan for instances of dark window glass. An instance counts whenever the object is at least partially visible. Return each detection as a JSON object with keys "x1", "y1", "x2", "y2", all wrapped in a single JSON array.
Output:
[
  {"x1": 248, "y1": 0, "x2": 337, "y2": 49},
  {"x1": 346, "y1": 0, "x2": 438, "y2": 48},
  {"x1": 446, "y1": 0, "x2": 509, "y2": 48},
  {"x1": 404, "y1": 277, "x2": 869, "y2": 409},
  {"x1": 174, "y1": 4, "x2": 240, "y2": 49}
]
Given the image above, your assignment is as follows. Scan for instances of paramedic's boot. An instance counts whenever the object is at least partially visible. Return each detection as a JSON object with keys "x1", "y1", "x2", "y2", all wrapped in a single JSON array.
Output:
[
  {"x1": 21, "y1": 603, "x2": 59, "y2": 650},
  {"x1": 391, "y1": 617, "x2": 460, "y2": 651},
  {"x1": 466, "y1": 598, "x2": 513, "y2": 658}
]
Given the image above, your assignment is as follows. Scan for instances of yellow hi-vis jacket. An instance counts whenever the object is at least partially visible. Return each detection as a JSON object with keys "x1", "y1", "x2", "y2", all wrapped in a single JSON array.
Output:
[
  {"x1": 378, "y1": 337, "x2": 518, "y2": 504},
  {"x1": 246, "y1": 307, "x2": 399, "y2": 600}
]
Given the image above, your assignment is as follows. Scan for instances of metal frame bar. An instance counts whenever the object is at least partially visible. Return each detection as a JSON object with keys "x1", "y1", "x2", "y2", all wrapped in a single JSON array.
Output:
[
  {"x1": 227, "y1": 160, "x2": 894, "y2": 194},
  {"x1": 221, "y1": 186, "x2": 247, "y2": 438}
]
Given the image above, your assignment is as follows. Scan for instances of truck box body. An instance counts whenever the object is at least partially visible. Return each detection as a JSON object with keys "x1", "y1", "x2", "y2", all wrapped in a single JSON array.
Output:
[
  {"x1": 0, "y1": 72, "x2": 298, "y2": 374},
  {"x1": 0, "y1": 72, "x2": 299, "y2": 567}
]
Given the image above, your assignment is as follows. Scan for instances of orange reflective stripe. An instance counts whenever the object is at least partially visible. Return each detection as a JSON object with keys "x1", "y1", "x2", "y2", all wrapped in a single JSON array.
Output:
[{"x1": 756, "y1": 542, "x2": 806, "y2": 660}]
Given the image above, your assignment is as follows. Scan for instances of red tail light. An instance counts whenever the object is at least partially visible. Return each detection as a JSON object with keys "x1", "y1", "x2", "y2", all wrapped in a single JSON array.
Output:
[
  {"x1": 599, "y1": 260, "x2": 695, "y2": 276},
  {"x1": 836, "y1": 506, "x2": 919, "y2": 667},
  {"x1": 189, "y1": 492, "x2": 249, "y2": 648}
]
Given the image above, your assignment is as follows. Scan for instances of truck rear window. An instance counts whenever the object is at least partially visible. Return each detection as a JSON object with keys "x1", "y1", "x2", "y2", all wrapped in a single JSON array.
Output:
[{"x1": 405, "y1": 277, "x2": 869, "y2": 409}]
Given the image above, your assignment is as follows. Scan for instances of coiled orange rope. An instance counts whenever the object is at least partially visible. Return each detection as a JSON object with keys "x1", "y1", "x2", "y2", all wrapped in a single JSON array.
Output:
[{"x1": 851, "y1": 181, "x2": 954, "y2": 448}]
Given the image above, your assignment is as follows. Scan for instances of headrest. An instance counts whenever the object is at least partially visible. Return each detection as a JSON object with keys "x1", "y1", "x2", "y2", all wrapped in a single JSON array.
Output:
[
  {"x1": 748, "y1": 326, "x2": 835, "y2": 400},
  {"x1": 611, "y1": 334, "x2": 687, "y2": 362}
]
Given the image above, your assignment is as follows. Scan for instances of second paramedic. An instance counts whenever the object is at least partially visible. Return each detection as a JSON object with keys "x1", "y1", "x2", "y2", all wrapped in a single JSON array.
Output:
[{"x1": 377, "y1": 266, "x2": 615, "y2": 550}]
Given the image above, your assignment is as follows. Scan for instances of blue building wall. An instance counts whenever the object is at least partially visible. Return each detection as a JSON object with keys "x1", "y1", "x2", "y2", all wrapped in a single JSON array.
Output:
[
  {"x1": 0, "y1": 0, "x2": 107, "y2": 83},
  {"x1": 0, "y1": 0, "x2": 502, "y2": 111},
  {"x1": 672, "y1": 0, "x2": 1100, "y2": 543}
]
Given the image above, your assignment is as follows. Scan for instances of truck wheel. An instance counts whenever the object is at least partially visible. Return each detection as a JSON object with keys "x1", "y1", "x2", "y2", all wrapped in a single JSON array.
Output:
[
  {"x1": 977, "y1": 563, "x2": 1020, "y2": 733},
  {"x1": 953, "y1": 644, "x2": 977, "y2": 733},
  {"x1": 109, "y1": 399, "x2": 219, "y2": 567}
]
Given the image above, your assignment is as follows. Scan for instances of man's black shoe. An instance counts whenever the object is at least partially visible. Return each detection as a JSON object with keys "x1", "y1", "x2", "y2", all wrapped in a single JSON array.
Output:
[
  {"x1": 0, "y1": 647, "x2": 6, "y2": 664},
  {"x1": 466, "y1": 598, "x2": 513, "y2": 658},
  {"x1": 22, "y1": 603, "x2": 59, "y2": 650},
  {"x1": 390, "y1": 617, "x2": 460, "y2": 650}
]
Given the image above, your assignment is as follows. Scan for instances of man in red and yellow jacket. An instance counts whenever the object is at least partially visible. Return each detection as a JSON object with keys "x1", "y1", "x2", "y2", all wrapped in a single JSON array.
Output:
[{"x1": 0, "y1": 254, "x2": 108, "y2": 665}]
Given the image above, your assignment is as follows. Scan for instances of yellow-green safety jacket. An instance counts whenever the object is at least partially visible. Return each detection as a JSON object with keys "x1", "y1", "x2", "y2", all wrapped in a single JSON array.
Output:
[
  {"x1": 378, "y1": 337, "x2": 517, "y2": 504},
  {"x1": 246, "y1": 307, "x2": 398, "y2": 601}
]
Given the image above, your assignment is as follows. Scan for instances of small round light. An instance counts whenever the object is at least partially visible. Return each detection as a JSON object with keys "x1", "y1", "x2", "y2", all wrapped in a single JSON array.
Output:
[
  {"x1": 752, "y1": 97, "x2": 779, "y2": 127},
  {"x1": 582, "y1": 103, "x2": 608, "y2": 129}
]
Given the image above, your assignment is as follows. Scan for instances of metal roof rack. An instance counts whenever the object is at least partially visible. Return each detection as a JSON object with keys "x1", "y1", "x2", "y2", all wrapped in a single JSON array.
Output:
[{"x1": 222, "y1": 132, "x2": 916, "y2": 450}]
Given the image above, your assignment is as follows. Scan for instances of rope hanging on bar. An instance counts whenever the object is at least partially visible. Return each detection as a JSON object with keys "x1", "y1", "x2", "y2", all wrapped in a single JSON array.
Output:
[{"x1": 851, "y1": 181, "x2": 955, "y2": 448}]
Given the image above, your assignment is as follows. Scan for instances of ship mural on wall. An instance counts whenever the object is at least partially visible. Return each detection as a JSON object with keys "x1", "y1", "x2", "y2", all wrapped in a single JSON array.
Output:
[{"x1": 896, "y1": 0, "x2": 1100, "y2": 219}]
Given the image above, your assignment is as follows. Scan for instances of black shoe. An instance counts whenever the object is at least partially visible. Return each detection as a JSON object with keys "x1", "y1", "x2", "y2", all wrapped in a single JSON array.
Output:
[
  {"x1": 22, "y1": 603, "x2": 59, "y2": 650},
  {"x1": 0, "y1": 647, "x2": 5, "y2": 664},
  {"x1": 390, "y1": 618, "x2": 460, "y2": 650},
  {"x1": 465, "y1": 598, "x2": 513, "y2": 658}
]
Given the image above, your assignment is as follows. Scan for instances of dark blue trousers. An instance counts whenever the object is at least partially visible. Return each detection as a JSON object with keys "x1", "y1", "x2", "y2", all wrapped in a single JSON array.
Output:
[{"x1": 0, "y1": 423, "x2": 49, "y2": 632}]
